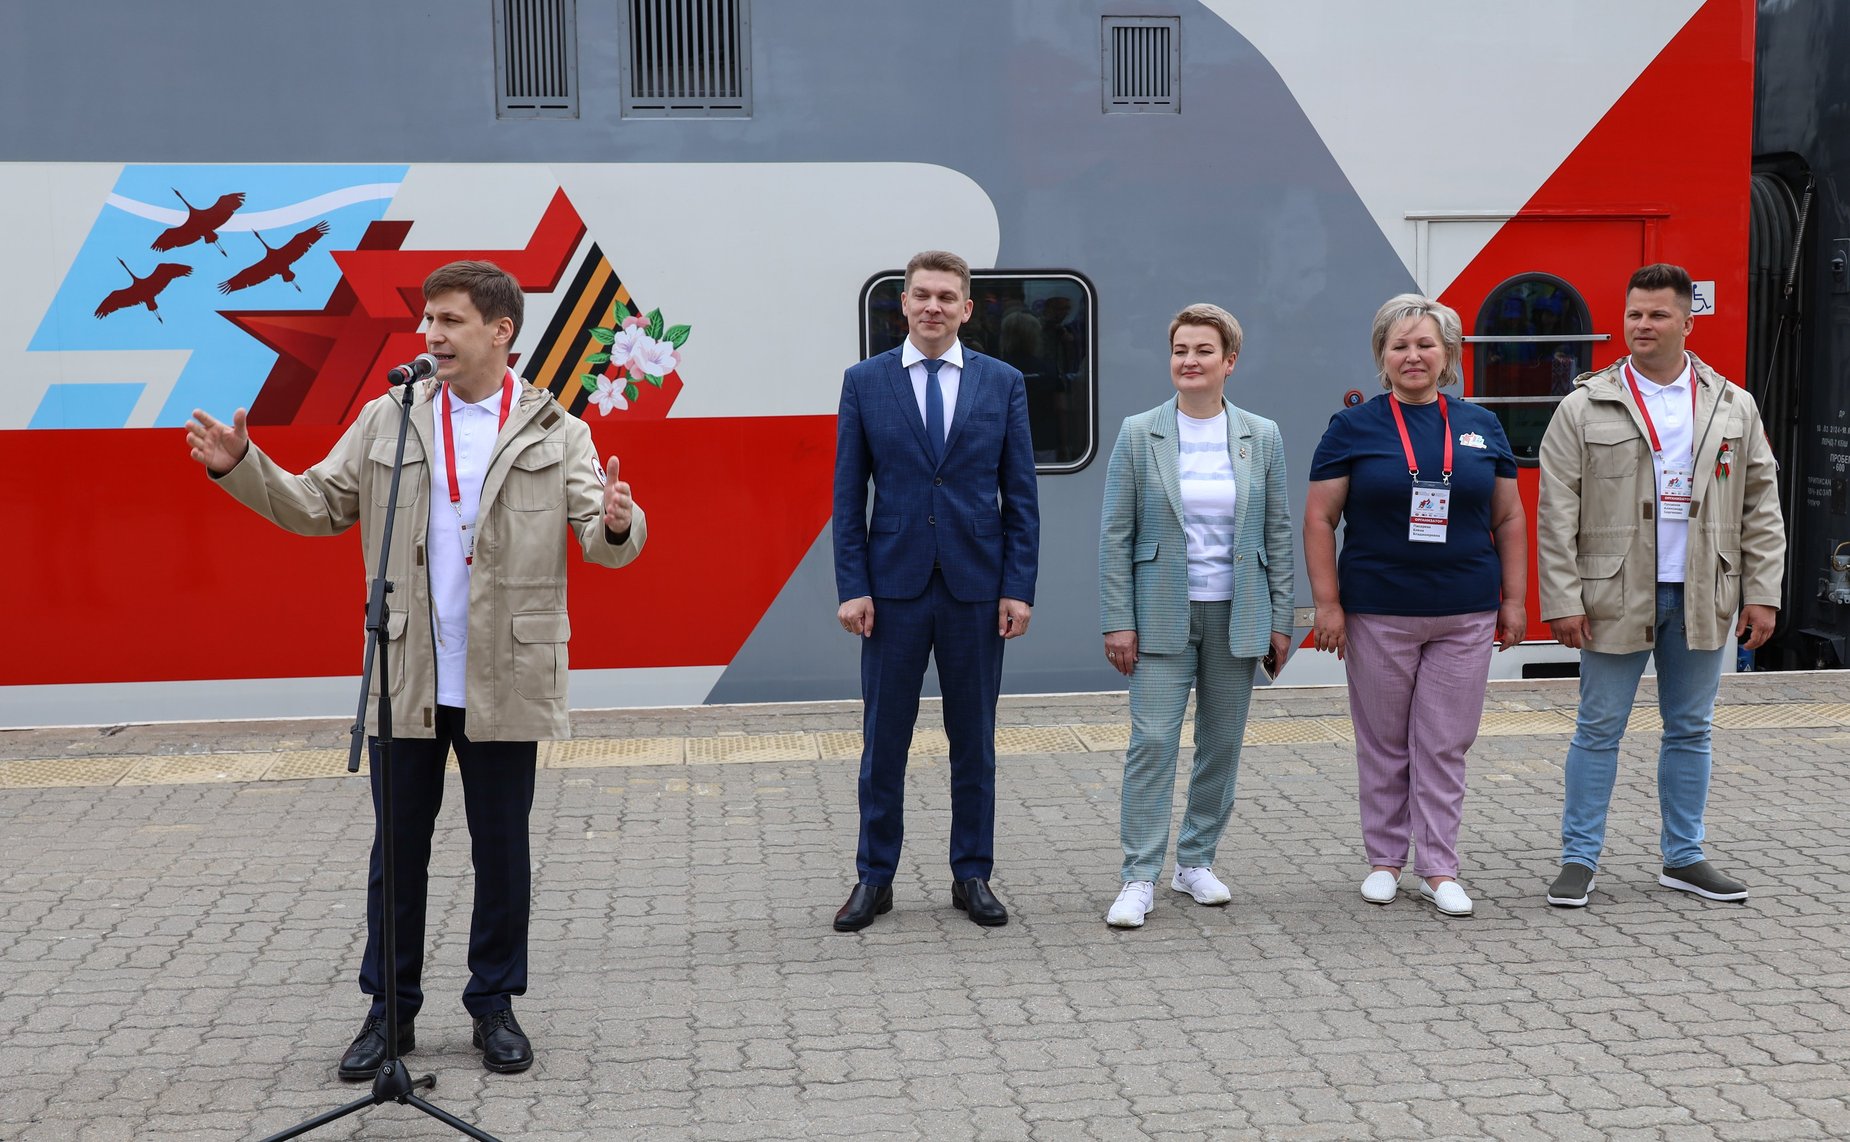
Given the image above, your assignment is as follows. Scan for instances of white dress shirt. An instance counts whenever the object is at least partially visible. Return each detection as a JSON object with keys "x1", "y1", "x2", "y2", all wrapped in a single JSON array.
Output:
[
  {"x1": 900, "y1": 337, "x2": 964, "y2": 444},
  {"x1": 427, "y1": 374, "x2": 511, "y2": 707},
  {"x1": 1629, "y1": 354, "x2": 1694, "y2": 584}
]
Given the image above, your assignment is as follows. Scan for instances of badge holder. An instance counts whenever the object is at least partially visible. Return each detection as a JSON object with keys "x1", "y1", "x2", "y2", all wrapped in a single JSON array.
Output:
[{"x1": 257, "y1": 373, "x2": 503, "y2": 1142}]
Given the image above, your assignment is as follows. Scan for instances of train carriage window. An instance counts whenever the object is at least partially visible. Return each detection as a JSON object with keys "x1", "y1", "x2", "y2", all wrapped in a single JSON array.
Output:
[
  {"x1": 861, "y1": 271, "x2": 1098, "y2": 473},
  {"x1": 1469, "y1": 273, "x2": 1602, "y2": 465}
]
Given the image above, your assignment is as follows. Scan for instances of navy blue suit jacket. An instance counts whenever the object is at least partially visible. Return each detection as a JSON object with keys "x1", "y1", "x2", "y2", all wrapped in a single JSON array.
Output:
[{"x1": 833, "y1": 345, "x2": 1040, "y2": 605}]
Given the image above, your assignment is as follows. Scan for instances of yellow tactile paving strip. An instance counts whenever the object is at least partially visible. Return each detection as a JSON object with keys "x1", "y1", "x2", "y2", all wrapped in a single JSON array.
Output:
[
  {"x1": 4, "y1": 702, "x2": 1847, "y2": 790},
  {"x1": 1476, "y1": 711, "x2": 1579, "y2": 736}
]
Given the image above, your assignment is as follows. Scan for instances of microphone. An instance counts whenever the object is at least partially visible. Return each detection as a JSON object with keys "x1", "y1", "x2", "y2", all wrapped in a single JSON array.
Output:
[{"x1": 386, "y1": 353, "x2": 439, "y2": 386}]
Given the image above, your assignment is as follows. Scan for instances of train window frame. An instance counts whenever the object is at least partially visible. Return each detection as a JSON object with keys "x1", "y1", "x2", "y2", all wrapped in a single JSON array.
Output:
[
  {"x1": 858, "y1": 269, "x2": 1099, "y2": 474},
  {"x1": 1468, "y1": 271, "x2": 1608, "y2": 467}
]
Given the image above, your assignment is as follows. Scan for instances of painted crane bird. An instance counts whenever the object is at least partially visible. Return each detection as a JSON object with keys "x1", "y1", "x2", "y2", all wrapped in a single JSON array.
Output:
[
  {"x1": 218, "y1": 220, "x2": 330, "y2": 295},
  {"x1": 151, "y1": 188, "x2": 246, "y2": 256},
  {"x1": 94, "y1": 258, "x2": 193, "y2": 323}
]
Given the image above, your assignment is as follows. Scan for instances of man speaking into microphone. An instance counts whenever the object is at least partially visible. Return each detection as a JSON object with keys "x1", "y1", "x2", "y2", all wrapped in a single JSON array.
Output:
[{"x1": 185, "y1": 260, "x2": 645, "y2": 1078}]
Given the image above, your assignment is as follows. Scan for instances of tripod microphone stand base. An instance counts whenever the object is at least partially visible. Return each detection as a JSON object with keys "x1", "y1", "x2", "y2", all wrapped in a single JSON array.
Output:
[{"x1": 259, "y1": 1059, "x2": 501, "y2": 1142}]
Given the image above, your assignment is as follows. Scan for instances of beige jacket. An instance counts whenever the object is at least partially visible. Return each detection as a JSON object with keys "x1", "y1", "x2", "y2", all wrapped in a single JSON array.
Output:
[
  {"x1": 1536, "y1": 355, "x2": 1782, "y2": 653},
  {"x1": 215, "y1": 379, "x2": 646, "y2": 740}
]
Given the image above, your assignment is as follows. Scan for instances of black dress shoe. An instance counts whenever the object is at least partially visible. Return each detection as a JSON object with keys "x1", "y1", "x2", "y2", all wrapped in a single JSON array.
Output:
[
  {"x1": 473, "y1": 1009, "x2": 534, "y2": 1074},
  {"x1": 337, "y1": 1013, "x2": 415, "y2": 1081},
  {"x1": 833, "y1": 882, "x2": 893, "y2": 931},
  {"x1": 951, "y1": 878, "x2": 1008, "y2": 926}
]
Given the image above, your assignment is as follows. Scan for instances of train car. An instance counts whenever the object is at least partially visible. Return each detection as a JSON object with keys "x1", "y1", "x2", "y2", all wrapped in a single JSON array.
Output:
[
  {"x1": 0, "y1": 0, "x2": 1761, "y2": 726},
  {"x1": 1750, "y1": 0, "x2": 1850, "y2": 671}
]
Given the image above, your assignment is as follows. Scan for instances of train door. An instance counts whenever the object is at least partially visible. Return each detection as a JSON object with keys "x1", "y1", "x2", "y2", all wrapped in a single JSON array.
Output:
[{"x1": 1437, "y1": 212, "x2": 1672, "y2": 673}]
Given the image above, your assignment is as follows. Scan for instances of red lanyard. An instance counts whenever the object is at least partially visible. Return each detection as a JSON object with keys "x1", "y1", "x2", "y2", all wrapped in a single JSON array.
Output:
[
  {"x1": 1388, "y1": 393, "x2": 1451, "y2": 483},
  {"x1": 1622, "y1": 359, "x2": 1696, "y2": 458},
  {"x1": 440, "y1": 373, "x2": 515, "y2": 505}
]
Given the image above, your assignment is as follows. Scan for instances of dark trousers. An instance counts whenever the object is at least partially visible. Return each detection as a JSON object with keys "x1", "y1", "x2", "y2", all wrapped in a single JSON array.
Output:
[
  {"x1": 856, "y1": 570, "x2": 1005, "y2": 885},
  {"x1": 360, "y1": 706, "x2": 537, "y2": 1020}
]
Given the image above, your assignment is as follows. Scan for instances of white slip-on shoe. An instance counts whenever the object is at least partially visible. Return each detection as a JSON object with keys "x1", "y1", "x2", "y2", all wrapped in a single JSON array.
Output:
[
  {"x1": 1419, "y1": 879, "x2": 1474, "y2": 917},
  {"x1": 1360, "y1": 870, "x2": 1400, "y2": 905},
  {"x1": 1170, "y1": 865, "x2": 1233, "y2": 905},
  {"x1": 1107, "y1": 881, "x2": 1155, "y2": 928}
]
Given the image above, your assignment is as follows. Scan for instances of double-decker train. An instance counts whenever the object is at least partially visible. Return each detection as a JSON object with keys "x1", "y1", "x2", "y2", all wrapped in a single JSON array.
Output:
[{"x1": 2, "y1": 0, "x2": 1844, "y2": 727}]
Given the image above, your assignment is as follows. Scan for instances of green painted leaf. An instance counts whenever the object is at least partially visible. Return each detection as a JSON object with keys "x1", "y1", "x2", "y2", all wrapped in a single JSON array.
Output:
[
  {"x1": 645, "y1": 308, "x2": 664, "y2": 340},
  {"x1": 586, "y1": 352, "x2": 610, "y2": 365},
  {"x1": 624, "y1": 382, "x2": 639, "y2": 401},
  {"x1": 579, "y1": 373, "x2": 599, "y2": 388},
  {"x1": 646, "y1": 374, "x2": 664, "y2": 388},
  {"x1": 664, "y1": 324, "x2": 691, "y2": 348},
  {"x1": 590, "y1": 327, "x2": 615, "y2": 345}
]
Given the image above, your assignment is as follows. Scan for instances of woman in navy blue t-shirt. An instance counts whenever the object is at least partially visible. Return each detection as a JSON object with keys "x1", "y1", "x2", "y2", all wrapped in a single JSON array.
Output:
[{"x1": 1303, "y1": 294, "x2": 1527, "y2": 918}]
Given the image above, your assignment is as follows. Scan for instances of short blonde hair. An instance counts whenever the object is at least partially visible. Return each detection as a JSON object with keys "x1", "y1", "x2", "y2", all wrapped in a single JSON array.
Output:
[
  {"x1": 1371, "y1": 294, "x2": 1462, "y2": 389},
  {"x1": 904, "y1": 250, "x2": 971, "y2": 297},
  {"x1": 1168, "y1": 303, "x2": 1243, "y2": 357}
]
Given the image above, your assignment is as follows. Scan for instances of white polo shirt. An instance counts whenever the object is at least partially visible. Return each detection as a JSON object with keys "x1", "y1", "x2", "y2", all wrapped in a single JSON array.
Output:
[
  {"x1": 427, "y1": 376, "x2": 511, "y2": 707},
  {"x1": 1629, "y1": 355, "x2": 1694, "y2": 585}
]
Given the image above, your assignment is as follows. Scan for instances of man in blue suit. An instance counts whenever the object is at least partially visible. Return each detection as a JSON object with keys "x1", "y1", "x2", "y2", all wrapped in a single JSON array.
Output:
[{"x1": 832, "y1": 250, "x2": 1040, "y2": 931}]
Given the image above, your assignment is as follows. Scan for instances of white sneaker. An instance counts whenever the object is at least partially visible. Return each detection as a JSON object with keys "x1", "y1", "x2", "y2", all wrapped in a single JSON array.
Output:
[
  {"x1": 1107, "y1": 881, "x2": 1155, "y2": 927},
  {"x1": 1170, "y1": 865, "x2": 1233, "y2": 905},
  {"x1": 1420, "y1": 879, "x2": 1474, "y2": 917},
  {"x1": 1360, "y1": 870, "x2": 1400, "y2": 905}
]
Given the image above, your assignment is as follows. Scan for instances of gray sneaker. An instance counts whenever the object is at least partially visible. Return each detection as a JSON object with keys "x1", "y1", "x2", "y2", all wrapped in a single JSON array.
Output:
[
  {"x1": 1546, "y1": 862, "x2": 1595, "y2": 907},
  {"x1": 1659, "y1": 860, "x2": 1748, "y2": 902}
]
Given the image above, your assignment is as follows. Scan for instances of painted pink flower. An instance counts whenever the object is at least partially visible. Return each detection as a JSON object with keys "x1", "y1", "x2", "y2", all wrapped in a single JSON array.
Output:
[
  {"x1": 606, "y1": 325, "x2": 649, "y2": 373},
  {"x1": 633, "y1": 336, "x2": 680, "y2": 380},
  {"x1": 589, "y1": 374, "x2": 627, "y2": 415}
]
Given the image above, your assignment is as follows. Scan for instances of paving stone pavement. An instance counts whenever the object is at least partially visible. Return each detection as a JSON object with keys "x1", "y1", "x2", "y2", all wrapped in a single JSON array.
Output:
[{"x1": 1, "y1": 673, "x2": 1848, "y2": 1140}]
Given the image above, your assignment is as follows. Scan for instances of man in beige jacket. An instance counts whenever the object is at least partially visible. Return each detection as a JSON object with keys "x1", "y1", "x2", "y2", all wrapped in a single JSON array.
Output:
[
  {"x1": 185, "y1": 261, "x2": 645, "y2": 1078},
  {"x1": 1537, "y1": 263, "x2": 1783, "y2": 909}
]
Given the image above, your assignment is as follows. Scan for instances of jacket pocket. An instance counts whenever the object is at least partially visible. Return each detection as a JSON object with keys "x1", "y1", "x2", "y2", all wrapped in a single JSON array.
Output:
[
  {"x1": 368, "y1": 610, "x2": 409, "y2": 697},
  {"x1": 1133, "y1": 541, "x2": 1159, "y2": 563},
  {"x1": 1577, "y1": 554, "x2": 1625, "y2": 621},
  {"x1": 503, "y1": 440, "x2": 565, "y2": 511},
  {"x1": 972, "y1": 514, "x2": 1002, "y2": 537},
  {"x1": 511, "y1": 610, "x2": 570, "y2": 700},
  {"x1": 1584, "y1": 421, "x2": 1640, "y2": 479},
  {"x1": 367, "y1": 436, "x2": 425, "y2": 508},
  {"x1": 1716, "y1": 548, "x2": 1742, "y2": 622}
]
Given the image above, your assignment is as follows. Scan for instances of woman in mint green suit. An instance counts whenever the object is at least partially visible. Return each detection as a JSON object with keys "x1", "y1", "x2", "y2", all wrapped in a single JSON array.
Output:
[{"x1": 1097, "y1": 303, "x2": 1295, "y2": 928}]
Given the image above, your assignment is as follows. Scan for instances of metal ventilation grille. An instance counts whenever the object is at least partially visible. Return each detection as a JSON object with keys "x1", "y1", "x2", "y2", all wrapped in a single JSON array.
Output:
[
  {"x1": 621, "y1": 0, "x2": 753, "y2": 118},
  {"x1": 1103, "y1": 16, "x2": 1179, "y2": 113},
  {"x1": 494, "y1": 0, "x2": 579, "y2": 118}
]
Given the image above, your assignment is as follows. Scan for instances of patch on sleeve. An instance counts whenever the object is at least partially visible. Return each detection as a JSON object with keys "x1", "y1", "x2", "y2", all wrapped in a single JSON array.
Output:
[{"x1": 594, "y1": 459, "x2": 607, "y2": 485}]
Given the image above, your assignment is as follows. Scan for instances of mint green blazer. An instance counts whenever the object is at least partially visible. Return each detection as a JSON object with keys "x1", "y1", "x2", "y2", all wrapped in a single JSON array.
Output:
[{"x1": 1098, "y1": 396, "x2": 1294, "y2": 657}]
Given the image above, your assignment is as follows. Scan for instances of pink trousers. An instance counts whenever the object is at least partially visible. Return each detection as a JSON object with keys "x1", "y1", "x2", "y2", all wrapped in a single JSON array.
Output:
[{"x1": 1343, "y1": 610, "x2": 1495, "y2": 878}]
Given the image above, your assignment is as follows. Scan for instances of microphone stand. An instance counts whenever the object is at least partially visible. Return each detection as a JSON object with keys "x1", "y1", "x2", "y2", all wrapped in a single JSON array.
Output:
[{"x1": 258, "y1": 374, "x2": 503, "y2": 1142}]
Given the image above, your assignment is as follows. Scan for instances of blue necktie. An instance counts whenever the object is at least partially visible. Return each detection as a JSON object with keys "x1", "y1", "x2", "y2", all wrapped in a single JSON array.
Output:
[{"x1": 923, "y1": 357, "x2": 945, "y2": 466}]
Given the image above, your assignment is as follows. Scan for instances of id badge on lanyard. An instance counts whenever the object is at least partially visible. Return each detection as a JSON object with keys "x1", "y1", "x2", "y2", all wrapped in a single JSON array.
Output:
[
  {"x1": 1409, "y1": 481, "x2": 1451, "y2": 543},
  {"x1": 1658, "y1": 464, "x2": 1694, "y2": 520},
  {"x1": 1390, "y1": 394, "x2": 1453, "y2": 544},
  {"x1": 1623, "y1": 361, "x2": 1696, "y2": 522}
]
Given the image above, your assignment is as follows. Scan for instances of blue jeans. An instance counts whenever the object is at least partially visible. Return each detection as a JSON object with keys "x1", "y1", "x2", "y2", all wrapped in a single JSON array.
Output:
[{"x1": 1561, "y1": 584, "x2": 1727, "y2": 871}]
